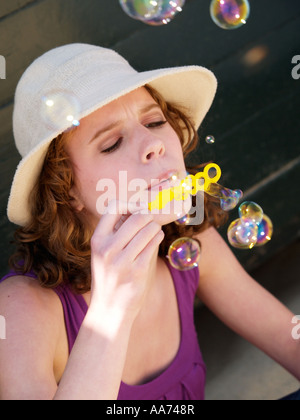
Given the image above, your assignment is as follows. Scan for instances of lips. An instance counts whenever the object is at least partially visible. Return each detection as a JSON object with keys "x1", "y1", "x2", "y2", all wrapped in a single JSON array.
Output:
[{"x1": 147, "y1": 170, "x2": 180, "y2": 191}]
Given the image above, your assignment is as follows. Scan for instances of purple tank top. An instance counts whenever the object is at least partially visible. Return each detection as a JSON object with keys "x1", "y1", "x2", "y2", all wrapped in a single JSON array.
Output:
[{"x1": 0, "y1": 258, "x2": 206, "y2": 400}]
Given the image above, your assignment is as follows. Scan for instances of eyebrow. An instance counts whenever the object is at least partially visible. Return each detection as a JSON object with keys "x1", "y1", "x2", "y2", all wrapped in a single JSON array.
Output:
[{"x1": 88, "y1": 103, "x2": 162, "y2": 145}]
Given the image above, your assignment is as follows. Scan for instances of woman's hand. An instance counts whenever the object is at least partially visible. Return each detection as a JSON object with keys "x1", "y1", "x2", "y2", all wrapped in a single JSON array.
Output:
[{"x1": 90, "y1": 200, "x2": 165, "y2": 322}]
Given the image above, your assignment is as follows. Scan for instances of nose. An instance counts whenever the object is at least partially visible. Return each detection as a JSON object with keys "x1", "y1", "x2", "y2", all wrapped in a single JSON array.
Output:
[{"x1": 138, "y1": 126, "x2": 165, "y2": 163}]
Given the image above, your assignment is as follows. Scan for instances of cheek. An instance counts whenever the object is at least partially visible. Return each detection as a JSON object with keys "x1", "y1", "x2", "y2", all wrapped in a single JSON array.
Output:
[
  {"x1": 166, "y1": 130, "x2": 185, "y2": 157},
  {"x1": 95, "y1": 179, "x2": 118, "y2": 215},
  {"x1": 94, "y1": 170, "x2": 128, "y2": 216},
  {"x1": 96, "y1": 173, "x2": 148, "y2": 215},
  {"x1": 71, "y1": 161, "x2": 108, "y2": 215}
]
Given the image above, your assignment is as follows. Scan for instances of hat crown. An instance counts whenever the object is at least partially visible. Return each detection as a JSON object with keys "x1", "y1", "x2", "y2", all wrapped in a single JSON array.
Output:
[
  {"x1": 8, "y1": 42, "x2": 217, "y2": 226},
  {"x1": 13, "y1": 44, "x2": 135, "y2": 158}
]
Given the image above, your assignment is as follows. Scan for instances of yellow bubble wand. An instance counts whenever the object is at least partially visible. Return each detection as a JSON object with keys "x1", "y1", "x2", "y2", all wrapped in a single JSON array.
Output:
[{"x1": 148, "y1": 163, "x2": 222, "y2": 211}]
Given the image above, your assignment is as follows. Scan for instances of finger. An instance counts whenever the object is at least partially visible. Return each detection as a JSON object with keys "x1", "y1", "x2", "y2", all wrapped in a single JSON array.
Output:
[
  {"x1": 120, "y1": 220, "x2": 163, "y2": 262},
  {"x1": 113, "y1": 200, "x2": 150, "y2": 232},
  {"x1": 136, "y1": 229, "x2": 165, "y2": 266},
  {"x1": 93, "y1": 199, "x2": 148, "y2": 239},
  {"x1": 113, "y1": 214, "x2": 130, "y2": 233},
  {"x1": 113, "y1": 212, "x2": 155, "y2": 252}
]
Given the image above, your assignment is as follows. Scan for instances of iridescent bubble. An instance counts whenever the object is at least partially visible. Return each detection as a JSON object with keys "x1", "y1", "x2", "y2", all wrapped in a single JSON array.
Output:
[
  {"x1": 174, "y1": 213, "x2": 191, "y2": 226},
  {"x1": 168, "y1": 237, "x2": 201, "y2": 271},
  {"x1": 206, "y1": 183, "x2": 243, "y2": 211},
  {"x1": 210, "y1": 0, "x2": 250, "y2": 30},
  {"x1": 41, "y1": 91, "x2": 81, "y2": 130},
  {"x1": 119, "y1": 0, "x2": 162, "y2": 21},
  {"x1": 256, "y1": 214, "x2": 273, "y2": 246},
  {"x1": 205, "y1": 135, "x2": 215, "y2": 144},
  {"x1": 227, "y1": 218, "x2": 258, "y2": 249},
  {"x1": 119, "y1": 0, "x2": 186, "y2": 26},
  {"x1": 220, "y1": 189, "x2": 243, "y2": 211},
  {"x1": 239, "y1": 201, "x2": 264, "y2": 225}
]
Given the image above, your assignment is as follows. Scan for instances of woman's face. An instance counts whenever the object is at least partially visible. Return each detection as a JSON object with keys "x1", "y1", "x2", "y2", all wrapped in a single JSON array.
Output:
[{"x1": 64, "y1": 87, "x2": 191, "y2": 229}]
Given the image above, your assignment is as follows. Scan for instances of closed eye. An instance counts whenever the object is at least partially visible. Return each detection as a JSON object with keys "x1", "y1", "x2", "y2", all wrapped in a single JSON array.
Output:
[
  {"x1": 101, "y1": 138, "x2": 123, "y2": 154},
  {"x1": 101, "y1": 121, "x2": 167, "y2": 154},
  {"x1": 145, "y1": 120, "x2": 167, "y2": 129}
]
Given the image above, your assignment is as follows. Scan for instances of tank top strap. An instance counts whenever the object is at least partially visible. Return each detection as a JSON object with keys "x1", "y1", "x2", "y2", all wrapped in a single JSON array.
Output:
[
  {"x1": 163, "y1": 256, "x2": 199, "y2": 312},
  {"x1": 54, "y1": 284, "x2": 87, "y2": 352}
]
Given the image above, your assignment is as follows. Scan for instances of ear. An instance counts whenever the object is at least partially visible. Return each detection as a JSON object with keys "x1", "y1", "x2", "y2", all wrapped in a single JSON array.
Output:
[{"x1": 69, "y1": 185, "x2": 85, "y2": 213}]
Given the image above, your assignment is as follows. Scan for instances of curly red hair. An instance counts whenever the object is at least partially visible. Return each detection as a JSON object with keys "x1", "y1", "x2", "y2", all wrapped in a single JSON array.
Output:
[{"x1": 9, "y1": 86, "x2": 228, "y2": 293}]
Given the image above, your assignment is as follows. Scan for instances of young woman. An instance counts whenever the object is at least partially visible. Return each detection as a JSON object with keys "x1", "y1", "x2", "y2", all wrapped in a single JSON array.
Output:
[{"x1": 0, "y1": 44, "x2": 299, "y2": 400}]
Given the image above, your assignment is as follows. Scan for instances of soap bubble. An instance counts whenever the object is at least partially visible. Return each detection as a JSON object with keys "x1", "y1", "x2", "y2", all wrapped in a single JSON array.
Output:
[
  {"x1": 120, "y1": 0, "x2": 162, "y2": 21},
  {"x1": 206, "y1": 183, "x2": 243, "y2": 211},
  {"x1": 205, "y1": 135, "x2": 215, "y2": 144},
  {"x1": 239, "y1": 201, "x2": 264, "y2": 225},
  {"x1": 174, "y1": 213, "x2": 192, "y2": 226},
  {"x1": 256, "y1": 214, "x2": 273, "y2": 246},
  {"x1": 227, "y1": 201, "x2": 273, "y2": 250},
  {"x1": 41, "y1": 91, "x2": 81, "y2": 130},
  {"x1": 119, "y1": 0, "x2": 185, "y2": 26},
  {"x1": 227, "y1": 218, "x2": 258, "y2": 249},
  {"x1": 168, "y1": 237, "x2": 201, "y2": 271},
  {"x1": 210, "y1": 0, "x2": 250, "y2": 30},
  {"x1": 220, "y1": 188, "x2": 243, "y2": 212}
]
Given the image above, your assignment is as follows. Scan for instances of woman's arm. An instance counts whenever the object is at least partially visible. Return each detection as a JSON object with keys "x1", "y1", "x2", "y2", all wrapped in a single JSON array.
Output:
[
  {"x1": 56, "y1": 203, "x2": 164, "y2": 400},
  {"x1": 0, "y1": 276, "x2": 60, "y2": 400},
  {"x1": 195, "y1": 226, "x2": 300, "y2": 381},
  {"x1": 0, "y1": 202, "x2": 164, "y2": 400},
  {"x1": 54, "y1": 300, "x2": 134, "y2": 400},
  {"x1": 0, "y1": 276, "x2": 133, "y2": 400}
]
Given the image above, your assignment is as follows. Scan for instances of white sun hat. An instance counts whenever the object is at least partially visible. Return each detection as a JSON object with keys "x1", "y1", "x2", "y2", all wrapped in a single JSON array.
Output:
[{"x1": 7, "y1": 43, "x2": 217, "y2": 226}]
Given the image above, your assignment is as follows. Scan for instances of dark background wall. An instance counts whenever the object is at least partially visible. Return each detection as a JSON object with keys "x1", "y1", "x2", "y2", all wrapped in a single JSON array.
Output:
[{"x1": 0, "y1": 0, "x2": 300, "y2": 279}]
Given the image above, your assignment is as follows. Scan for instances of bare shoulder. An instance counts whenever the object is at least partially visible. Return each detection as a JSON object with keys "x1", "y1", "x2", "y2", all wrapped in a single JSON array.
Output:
[
  {"x1": 194, "y1": 224, "x2": 227, "y2": 249},
  {"x1": 0, "y1": 276, "x2": 64, "y2": 399},
  {"x1": 0, "y1": 275, "x2": 62, "y2": 318},
  {"x1": 194, "y1": 225, "x2": 240, "y2": 279},
  {"x1": 0, "y1": 274, "x2": 64, "y2": 347}
]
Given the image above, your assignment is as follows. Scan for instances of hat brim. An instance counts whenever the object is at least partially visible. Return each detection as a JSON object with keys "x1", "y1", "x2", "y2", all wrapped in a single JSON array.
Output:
[{"x1": 7, "y1": 65, "x2": 217, "y2": 226}]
